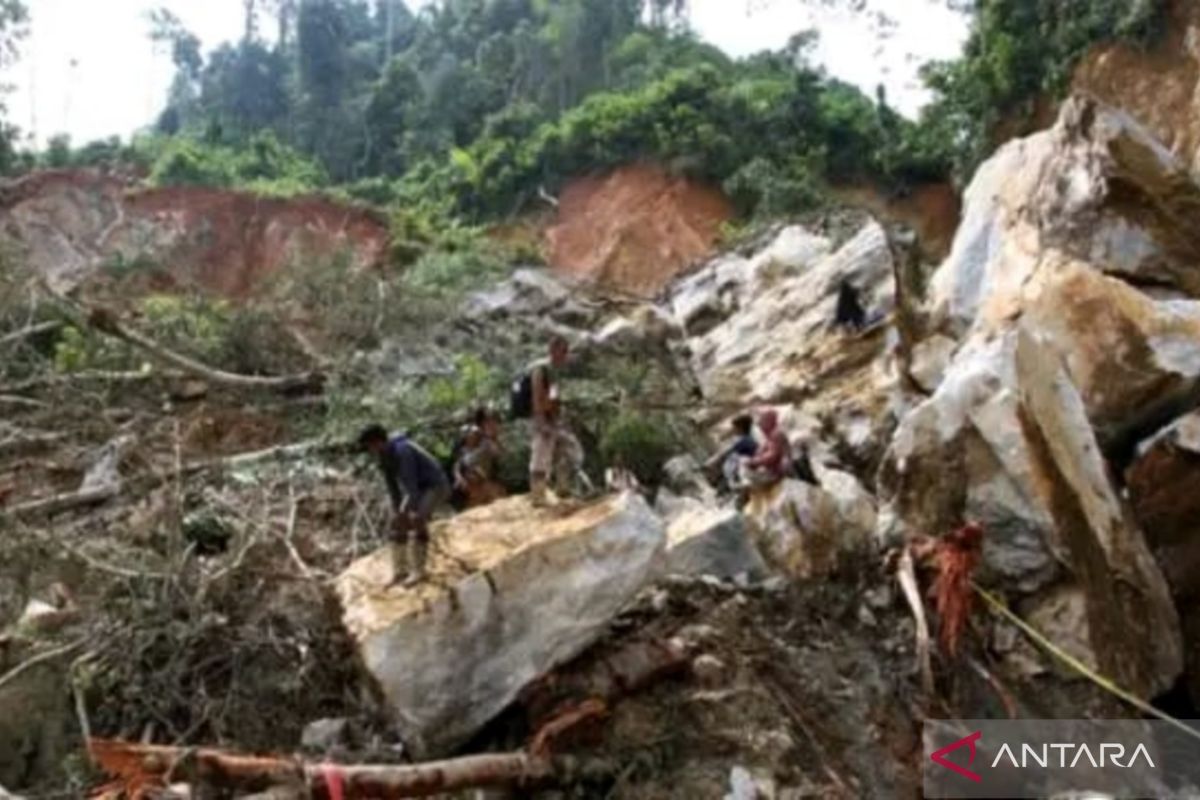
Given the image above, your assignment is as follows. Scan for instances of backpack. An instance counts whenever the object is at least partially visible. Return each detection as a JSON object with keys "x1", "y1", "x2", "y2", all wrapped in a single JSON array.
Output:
[{"x1": 509, "y1": 371, "x2": 534, "y2": 419}]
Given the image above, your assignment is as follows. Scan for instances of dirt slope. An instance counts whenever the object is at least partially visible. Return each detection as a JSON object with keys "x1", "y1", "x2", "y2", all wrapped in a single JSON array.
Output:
[
  {"x1": 546, "y1": 164, "x2": 734, "y2": 298},
  {"x1": 1073, "y1": 0, "x2": 1200, "y2": 174},
  {"x1": 0, "y1": 170, "x2": 390, "y2": 297}
]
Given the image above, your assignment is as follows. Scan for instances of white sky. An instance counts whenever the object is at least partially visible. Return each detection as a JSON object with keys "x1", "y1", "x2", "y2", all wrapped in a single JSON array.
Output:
[{"x1": 7, "y1": 0, "x2": 967, "y2": 149}]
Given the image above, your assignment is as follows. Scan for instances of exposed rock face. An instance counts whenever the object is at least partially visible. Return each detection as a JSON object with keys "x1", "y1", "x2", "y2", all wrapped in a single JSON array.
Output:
[
  {"x1": 334, "y1": 493, "x2": 664, "y2": 758},
  {"x1": 1013, "y1": 329, "x2": 1181, "y2": 696},
  {"x1": 744, "y1": 479, "x2": 870, "y2": 580},
  {"x1": 0, "y1": 170, "x2": 389, "y2": 296},
  {"x1": 882, "y1": 98, "x2": 1196, "y2": 698},
  {"x1": 666, "y1": 222, "x2": 898, "y2": 466},
  {"x1": 663, "y1": 506, "x2": 767, "y2": 581},
  {"x1": 931, "y1": 98, "x2": 1200, "y2": 335}
]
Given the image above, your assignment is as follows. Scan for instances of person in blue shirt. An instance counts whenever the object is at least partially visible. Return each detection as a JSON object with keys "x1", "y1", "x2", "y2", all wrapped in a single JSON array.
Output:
[
  {"x1": 359, "y1": 424, "x2": 450, "y2": 586},
  {"x1": 705, "y1": 414, "x2": 759, "y2": 490}
]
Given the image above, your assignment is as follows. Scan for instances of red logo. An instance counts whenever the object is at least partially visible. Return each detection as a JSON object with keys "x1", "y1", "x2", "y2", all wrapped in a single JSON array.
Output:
[{"x1": 931, "y1": 731, "x2": 983, "y2": 783}]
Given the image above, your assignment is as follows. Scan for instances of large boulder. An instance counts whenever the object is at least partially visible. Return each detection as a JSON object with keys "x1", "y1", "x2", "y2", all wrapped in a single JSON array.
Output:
[
  {"x1": 877, "y1": 328, "x2": 1183, "y2": 697},
  {"x1": 334, "y1": 493, "x2": 664, "y2": 758},
  {"x1": 663, "y1": 506, "x2": 767, "y2": 581},
  {"x1": 1013, "y1": 329, "x2": 1181, "y2": 696},
  {"x1": 1127, "y1": 410, "x2": 1200, "y2": 705},
  {"x1": 744, "y1": 479, "x2": 869, "y2": 580},
  {"x1": 1021, "y1": 260, "x2": 1200, "y2": 452},
  {"x1": 930, "y1": 98, "x2": 1200, "y2": 337},
  {"x1": 880, "y1": 97, "x2": 1200, "y2": 699}
]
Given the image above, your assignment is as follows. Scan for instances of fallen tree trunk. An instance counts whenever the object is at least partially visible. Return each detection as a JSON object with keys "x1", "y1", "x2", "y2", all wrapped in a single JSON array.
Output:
[
  {"x1": 46, "y1": 292, "x2": 323, "y2": 395},
  {"x1": 0, "y1": 320, "x2": 60, "y2": 348},
  {"x1": 0, "y1": 485, "x2": 119, "y2": 521},
  {"x1": 0, "y1": 369, "x2": 162, "y2": 396},
  {"x1": 0, "y1": 431, "x2": 65, "y2": 458},
  {"x1": 90, "y1": 740, "x2": 558, "y2": 799}
]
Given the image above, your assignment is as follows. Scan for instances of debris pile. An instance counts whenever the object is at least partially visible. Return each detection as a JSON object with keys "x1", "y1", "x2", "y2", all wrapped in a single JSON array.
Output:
[{"x1": 7, "y1": 69, "x2": 1200, "y2": 800}]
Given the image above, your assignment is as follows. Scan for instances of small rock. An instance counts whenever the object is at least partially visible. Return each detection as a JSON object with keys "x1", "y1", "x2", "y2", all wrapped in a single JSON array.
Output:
[
  {"x1": 727, "y1": 766, "x2": 758, "y2": 800},
  {"x1": 857, "y1": 605, "x2": 878, "y2": 628},
  {"x1": 301, "y1": 718, "x2": 351, "y2": 752},
  {"x1": 648, "y1": 588, "x2": 670, "y2": 614},
  {"x1": 169, "y1": 380, "x2": 209, "y2": 402},
  {"x1": 676, "y1": 624, "x2": 721, "y2": 649},
  {"x1": 691, "y1": 654, "x2": 727, "y2": 687},
  {"x1": 760, "y1": 576, "x2": 789, "y2": 594},
  {"x1": 863, "y1": 585, "x2": 893, "y2": 610}
]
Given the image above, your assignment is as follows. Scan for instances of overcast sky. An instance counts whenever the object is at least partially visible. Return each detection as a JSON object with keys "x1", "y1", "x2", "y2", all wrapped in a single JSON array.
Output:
[{"x1": 7, "y1": 0, "x2": 967, "y2": 149}]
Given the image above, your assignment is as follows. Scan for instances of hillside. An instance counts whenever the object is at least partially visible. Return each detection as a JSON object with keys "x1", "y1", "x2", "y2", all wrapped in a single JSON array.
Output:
[{"x1": 5, "y1": 1, "x2": 1200, "y2": 798}]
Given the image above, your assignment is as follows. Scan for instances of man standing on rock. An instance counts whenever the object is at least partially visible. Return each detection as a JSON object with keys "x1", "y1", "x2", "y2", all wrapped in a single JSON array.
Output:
[
  {"x1": 529, "y1": 335, "x2": 585, "y2": 506},
  {"x1": 359, "y1": 425, "x2": 450, "y2": 586}
]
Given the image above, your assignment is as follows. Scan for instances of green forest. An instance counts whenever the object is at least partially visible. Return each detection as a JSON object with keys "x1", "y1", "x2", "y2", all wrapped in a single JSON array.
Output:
[{"x1": 1, "y1": 0, "x2": 1170, "y2": 229}]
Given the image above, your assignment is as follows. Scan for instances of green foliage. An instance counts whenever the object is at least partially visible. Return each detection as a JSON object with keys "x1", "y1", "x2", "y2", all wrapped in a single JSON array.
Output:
[
  {"x1": 52, "y1": 325, "x2": 130, "y2": 373},
  {"x1": 919, "y1": 0, "x2": 1167, "y2": 178},
  {"x1": 404, "y1": 242, "x2": 509, "y2": 295},
  {"x1": 148, "y1": 132, "x2": 325, "y2": 193},
  {"x1": 138, "y1": 294, "x2": 232, "y2": 363},
  {"x1": 423, "y1": 354, "x2": 505, "y2": 418},
  {"x1": 599, "y1": 412, "x2": 680, "y2": 487}
]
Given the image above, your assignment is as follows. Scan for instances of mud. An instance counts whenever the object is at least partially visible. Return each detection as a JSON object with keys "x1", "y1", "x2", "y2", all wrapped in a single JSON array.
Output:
[
  {"x1": 546, "y1": 164, "x2": 734, "y2": 298},
  {"x1": 0, "y1": 170, "x2": 390, "y2": 298}
]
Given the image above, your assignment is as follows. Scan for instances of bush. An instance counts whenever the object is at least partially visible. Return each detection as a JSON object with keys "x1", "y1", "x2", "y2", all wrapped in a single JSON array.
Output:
[
  {"x1": 404, "y1": 242, "x2": 510, "y2": 295},
  {"x1": 599, "y1": 412, "x2": 680, "y2": 488},
  {"x1": 148, "y1": 132, "x2": 325, "y2": 194}
]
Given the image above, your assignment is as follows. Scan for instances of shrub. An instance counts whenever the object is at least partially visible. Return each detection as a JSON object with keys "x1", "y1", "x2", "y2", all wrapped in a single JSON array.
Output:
[{"x1": 599, "y1": 412, "x2": 680, "y2": 488}]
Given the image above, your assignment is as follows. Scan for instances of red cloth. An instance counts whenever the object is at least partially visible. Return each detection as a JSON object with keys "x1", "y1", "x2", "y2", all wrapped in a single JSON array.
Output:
[
  {"x1": 749, "y1": 430, "x2": 790, "y2": 476},
  {"x1": 321, "y1": 764, "x2": 345, "y2": 800}
]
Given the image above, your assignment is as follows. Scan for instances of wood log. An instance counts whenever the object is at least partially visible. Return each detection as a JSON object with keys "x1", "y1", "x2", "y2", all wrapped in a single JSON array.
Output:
[
  {"x1": 89, "y1": 740, "x2": 558, "y2": 799},
  {"x1": 0, "y1": 320, "x2": 60, "y2": 348},
  {"x1": 0, "y1": 485, "x2": 119, "y2": 522},
  {"x1": 0, "y1": 369, "x2": 161, "y2": 396},
  {"x1": 896, "y1": 547, "x2": 934, "y2": 695},
  {"x1": 46, "y1": 292, "x2": 323, "y2": 395}
]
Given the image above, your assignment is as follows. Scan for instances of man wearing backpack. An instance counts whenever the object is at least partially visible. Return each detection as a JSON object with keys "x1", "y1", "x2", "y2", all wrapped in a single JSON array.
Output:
[{"x1": 515, "y1": 335, "x2": 584, "y2": 507}]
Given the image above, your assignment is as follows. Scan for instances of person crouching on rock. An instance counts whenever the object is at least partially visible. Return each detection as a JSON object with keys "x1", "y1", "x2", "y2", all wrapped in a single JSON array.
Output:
[
  {"x1": 359, "y1": 424, "x2": 450, "y2": 587},
  {"x1": 737, "y1": 409, "x2": 792, "y2": 493},
  {"x1": 454, "y1": 407, "x2": 507, "y2": 509},
  {"x1": 704, "y1": 413, "x2": 759, "y2": 491}
]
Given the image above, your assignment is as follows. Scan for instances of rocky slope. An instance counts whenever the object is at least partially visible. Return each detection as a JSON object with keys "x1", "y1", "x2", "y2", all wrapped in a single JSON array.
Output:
[{"x1": 7, "y1": 51, "x2": 1200, "y2": 798}]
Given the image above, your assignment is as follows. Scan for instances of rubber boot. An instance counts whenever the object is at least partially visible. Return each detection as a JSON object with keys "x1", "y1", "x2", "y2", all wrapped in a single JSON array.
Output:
[
  {"x1": 402, "y1": 539, "x2": 427, "y2": 587},
  {"x1": 389, "y1": 540, "x2": 410, "y2": 586},
  {"x1": 530, "y1": 473, "x2": 550, "y2": 508}
]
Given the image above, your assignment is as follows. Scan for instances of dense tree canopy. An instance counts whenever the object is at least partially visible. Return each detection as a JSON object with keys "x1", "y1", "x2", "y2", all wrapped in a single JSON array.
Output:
[{"x1": 15, "y1": 0, "x2": 1170, "y2": 227}]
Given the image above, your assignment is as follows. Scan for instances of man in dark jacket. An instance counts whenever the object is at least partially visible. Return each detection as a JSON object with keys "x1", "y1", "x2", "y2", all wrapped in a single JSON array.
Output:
[{"x1": 359, "y1": 424, "x2": 450, "y2": 586}]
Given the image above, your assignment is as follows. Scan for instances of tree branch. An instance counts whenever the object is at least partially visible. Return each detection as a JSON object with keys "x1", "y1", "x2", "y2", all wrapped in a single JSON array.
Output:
[
  {"x1": 46, "y1": 291, "x2": 324, "y2": 395},
  {"x1": 0, "y1": 320, "x2": 60, "y2": 349}
]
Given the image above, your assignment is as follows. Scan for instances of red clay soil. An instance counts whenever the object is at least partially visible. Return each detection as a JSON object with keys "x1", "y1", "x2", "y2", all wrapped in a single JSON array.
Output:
[
  {"x1": 545, "y1": 164, "x2": 733, "y2": 297},
  {"x1": 0, "y1": 169, "x2": 390, "y2": 299}
]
